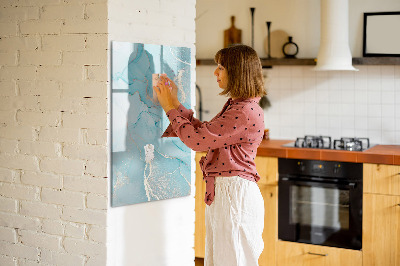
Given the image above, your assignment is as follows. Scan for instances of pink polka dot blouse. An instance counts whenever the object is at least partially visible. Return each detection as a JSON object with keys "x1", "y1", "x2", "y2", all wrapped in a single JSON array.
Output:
[{"x1": 162, "y1": 97, "x2": 265, "y2": 205}]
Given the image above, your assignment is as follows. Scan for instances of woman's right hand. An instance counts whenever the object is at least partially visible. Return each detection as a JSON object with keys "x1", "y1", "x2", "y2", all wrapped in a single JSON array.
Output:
[{"x1": 160, "y1": 76, "x2": 180, "y2": 109}]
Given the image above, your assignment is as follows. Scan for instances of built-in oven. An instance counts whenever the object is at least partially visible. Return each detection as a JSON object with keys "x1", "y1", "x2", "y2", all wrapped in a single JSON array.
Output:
[{"x1": 278, "y1": 158, "x2": 363, "y2": 250}]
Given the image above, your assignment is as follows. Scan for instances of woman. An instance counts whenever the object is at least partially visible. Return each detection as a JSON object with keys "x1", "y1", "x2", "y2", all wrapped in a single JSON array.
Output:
[{"x1": 154, "y1": 44, "x2": 266, "y2": 266}]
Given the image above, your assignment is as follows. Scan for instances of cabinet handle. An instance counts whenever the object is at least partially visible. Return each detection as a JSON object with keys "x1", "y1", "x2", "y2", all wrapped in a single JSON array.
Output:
[{"x1": 307, "y1": 252, "x2": 328, "y2": 256}]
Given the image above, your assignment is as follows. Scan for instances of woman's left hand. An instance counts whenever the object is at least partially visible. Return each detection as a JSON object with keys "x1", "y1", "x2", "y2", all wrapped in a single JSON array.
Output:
[{"x1": 153, "y1": 76, "x2": 175, "y2": 113}]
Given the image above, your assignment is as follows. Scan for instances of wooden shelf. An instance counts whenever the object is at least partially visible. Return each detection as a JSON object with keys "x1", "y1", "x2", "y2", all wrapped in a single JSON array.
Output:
[{"x1": 196, "y1": 57, "x2": 400, "y2": 67}]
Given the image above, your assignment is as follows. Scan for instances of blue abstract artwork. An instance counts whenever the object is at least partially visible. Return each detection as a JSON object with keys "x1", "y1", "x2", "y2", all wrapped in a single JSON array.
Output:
[{"x1": 111, "y1": 42, "x2": 192, "y2": 207}]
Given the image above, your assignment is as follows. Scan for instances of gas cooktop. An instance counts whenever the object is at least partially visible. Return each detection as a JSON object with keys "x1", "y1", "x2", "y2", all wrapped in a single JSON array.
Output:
[{"x1": 282, "y1": 135, "x2": 375, "y2": 151}]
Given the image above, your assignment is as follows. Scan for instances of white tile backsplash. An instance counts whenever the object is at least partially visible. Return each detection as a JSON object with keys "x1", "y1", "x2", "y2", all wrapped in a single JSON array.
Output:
[{"x1": 196, "y1": 65, "x2": 400, "y2": 144}]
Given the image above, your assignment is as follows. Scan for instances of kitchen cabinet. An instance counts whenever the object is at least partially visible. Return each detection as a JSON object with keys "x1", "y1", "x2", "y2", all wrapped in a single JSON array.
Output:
[
  {"x1": 363, "y1": 163, "x2": 400, "y2": 196},
  {"x1": 276, "y1": 241, "x2": 362, "y2": 266},
  {"x1": 195, "y1": 152, "x2": 207, "y2": 258},
  {"x1": 259, "y1": 184, "x2": 278, "y2": 266},
  {"x1": 363, "y1": 164, "x2": 400, "y2": 266}
]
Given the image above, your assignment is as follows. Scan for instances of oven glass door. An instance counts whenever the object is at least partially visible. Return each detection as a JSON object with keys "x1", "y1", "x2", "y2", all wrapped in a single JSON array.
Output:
[{"x1": 278, "y1": 177, "x2": 362, "y2": 250}]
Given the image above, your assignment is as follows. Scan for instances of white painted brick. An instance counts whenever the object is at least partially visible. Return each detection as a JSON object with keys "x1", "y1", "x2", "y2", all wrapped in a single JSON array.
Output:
[
  {"x1": 85, "y1": 34, "x2": 108, "y2": 51},
  {"x1": 19, "y1": 230, "x2": 61, "y2": 251},
  {"x1": 0, "y1": 138, "x2": 18, "y2": 153},
  {"x1": 18, "y1": 259, "x2": 41, "y2": 266},
  {"x1": 0, "y1": 241, "x2": 39, "y2": 261},
  {"x1": 41, "y1": 188, "x2": 85, "y2": 208},
  {"x1": 0, "y1": 212, "x2": 41, "y2": 231},
  {"x1": 37, "y1": 66, "x2": 83, "y2": 82},
  {"x1": 0, "y1": 52, "x2": 17, "y2": 65},
  {"x1": 86, "y1": 193, "x2": 107, "y2": 210},
  {"x1": 61, "y1": 81, "x2": 107, "y2": 98},
  {"x1": 73, "y1": 0, "x2": 107, "y2": 3},
  {"x1": 0, "y1": 183, "x2": 38, "y2": 201},
  {"x1": 83, "y1": 98, "x2": 108, "y2": 114},
  {"x1": 38, "y1": 96, "x2": 83, "y2": 113},
  {"x1": 17, "y1": 111, "x2": 60, "y2": 127},
  {"x1": 0, "y1": 168, "x2": 15, "y2": 183},
  {"x1": 41, "y1": 219, "x2": 64, "y2": 236},
  {"x1": 61, "y1": 207, "x2": 106, "y2": 226},
  {"x1": 0, "y1": 110, "x2": 16, "y2": 125},
  {"x1": 0, "y1": 126, "x2": 34, "y2": 141},
  {"x1": 21, "y1": 171, "x2": 62, "y2": 189},
  {"x1": 0, "y1": 154, "x2": 38, "y2": 171},
  {"x1": 19, "y1": 51, "x2": 62, "y2": 66},
  {"x1": 20, "y1": 200, "x2": 61, "y2": 219},
  {"x1": 0, "y1": 66, "x2": 36, "y2": 81},
  {"x1": 20, "y1": 21, "x2": 61, "y2": 35},
  {"x1": 64, "y1": 222, "x2": 85, "y2": 239},
  {"x1": 42, "y1": 34, "x2": 85, "y2": 51},
  {"x1": 0, "y1": 7, "x2": 39, "y2": 22},
  {"x1": 63, "y1": 144, "x2": 107, "y2": 161},
  {"x1": 40, "y1": 158, "x2": 84, "y2": 176},
  {"x1": 19, "y1": 141, "x2": 58, "y2": 157},
  {"x1": 62, "y1": 19, "x2": 107, "y2": 34},
  {"x1": 6, "y1": 96, "x2": 40, "y2": 112},
  {"x1": 40, "y1": 249, "x2": 85, "y2": 266},
  {"x1": 86, "y1": 255, "x2": 106, "y2": 266},
  {"x1": 63, "y1": 50, "x2": 107, "y2": 65},
  {"x1": 85, "y1": 129, "x2": 107, "y2": 145},
  {"x1": 0, "y1": 254, "x2": 16, "y2": 266},
  {"x1": 63, "y1": 237, "x2": 106, "y2": 257},
  {"x1": 41, "y1": 4, "x2": 84, "y2": 20},
  {"x1": 38, "y1": 127, "x2": 79, "y2": 143},
  {"x1": 18, "y1": 80, "x2": 61, "y2": 97},
  {"x1": 0, "y1": 36, "x2": 40, "y2": 52},
  {"x1": 63, "y1": 113, "x2": 107, "y2": 129},
  {"x1": 64, "y1": 175, "x2": 107, "y2": 194},
  {"x1": 0, "y1": 226, "x2": 16, "y2": 243},
  {"x1": 87, "y1": 225, "x2": 105, "y2": 243},
  {"x1": 0, "y1": 81, "x2": 16, "y2": 96},
  {"x1": 0, "y1": 196, "x2": 17, "y2": 213},
  {"x1": 7, "y1": 0, "x2": 62, "y2": 6},
  {"x1": 84, "y1": 160, "x2": 107, "y2": 177},
  {"x1": 85, "y1": 3, "x2": 107, "y2": 20},
  {"x1": 85, "y1": 65, "x2": 107, "y2": 81}
]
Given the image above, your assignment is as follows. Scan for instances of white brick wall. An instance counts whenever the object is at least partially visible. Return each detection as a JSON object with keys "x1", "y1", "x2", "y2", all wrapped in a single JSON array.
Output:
[{"x1": 0, "y1": 0, "x2": 108, "y2": 265}]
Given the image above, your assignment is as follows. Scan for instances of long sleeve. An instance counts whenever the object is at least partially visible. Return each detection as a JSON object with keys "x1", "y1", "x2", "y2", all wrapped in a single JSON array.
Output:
[
  {"x1": 165, "y1": 105, "x2": 249, "y2": 152},
  {"x1": 161, "y1": 104, "x2": 202, "y2": 138}
]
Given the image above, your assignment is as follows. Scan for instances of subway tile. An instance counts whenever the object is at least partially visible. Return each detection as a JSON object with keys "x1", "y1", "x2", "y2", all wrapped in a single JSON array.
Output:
[
  {"x1": 382, "y1": 117, "x2": 396, "y2": 131},
  {"x1": 382, "y1": 90, "x2": 395, "y2": 104},
  {"x1": 367, "y1": 91, "x2": 381, "y2": 104},
  {"x1": 367, "y1": 104, "x2": 381, "y2": 118},
  {"x1": 354, "y1": 116, "x2": 368, "y2": 130},
  {"x1": 382, "y1": 104, "x2": 395, "y2": 118}
]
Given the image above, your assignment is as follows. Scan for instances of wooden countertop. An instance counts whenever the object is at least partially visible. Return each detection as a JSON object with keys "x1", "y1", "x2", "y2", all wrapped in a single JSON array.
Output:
[{"x1": 257, "y1": 139, "x2": 400, "y2": 165}]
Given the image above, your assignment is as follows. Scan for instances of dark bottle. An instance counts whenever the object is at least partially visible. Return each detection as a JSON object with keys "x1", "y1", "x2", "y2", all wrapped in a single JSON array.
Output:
[{"x1": 282, "y1": 36, "x2": 299, "y2": 58}]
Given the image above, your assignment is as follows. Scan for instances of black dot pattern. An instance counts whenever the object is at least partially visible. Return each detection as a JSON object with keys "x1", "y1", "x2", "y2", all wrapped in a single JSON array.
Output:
[{"x1": 162, "y1": 97, "x2": 264, "y2": 205}]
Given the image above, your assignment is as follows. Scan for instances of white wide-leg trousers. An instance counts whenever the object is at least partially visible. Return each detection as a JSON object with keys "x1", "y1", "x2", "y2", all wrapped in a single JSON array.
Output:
[{"x1": 205, "y1": 176, "x2": 264, "y2": 266}]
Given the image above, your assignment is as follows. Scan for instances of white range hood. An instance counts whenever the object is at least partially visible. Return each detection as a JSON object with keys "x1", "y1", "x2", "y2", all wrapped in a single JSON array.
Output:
[{"x1": 314, "y1": 0, "x2": 358, "y2": 71}]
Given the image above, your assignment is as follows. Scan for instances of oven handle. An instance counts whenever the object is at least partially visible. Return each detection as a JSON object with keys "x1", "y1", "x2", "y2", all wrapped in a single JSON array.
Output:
[{"x1": 280, "y1": 177, "x2": 357, "y2": 189}]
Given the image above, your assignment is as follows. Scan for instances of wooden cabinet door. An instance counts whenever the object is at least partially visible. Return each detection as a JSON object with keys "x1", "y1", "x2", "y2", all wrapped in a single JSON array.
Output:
[
  {"x1": 259, "y1": 185, "x2": 278, "y2": 266},
  {"x1": 276, "y1": 241, "x2": 362, "y2": 266},
  {"x1": 364, "y1": 164, "x2": 400, "y2": 196},
  {"x1": 255, "y1": 156, "x2": 278, "y2": 186},
  {"x1": 195, "y1": 152, "x2": 207, "y2": 258},
  {"x1": 363, "y1": 193, "x2": 400, "y2": 266}
]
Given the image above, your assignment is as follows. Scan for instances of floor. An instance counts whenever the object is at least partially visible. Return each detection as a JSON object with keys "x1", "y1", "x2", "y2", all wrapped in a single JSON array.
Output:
[{"x1": 195, "y1": 257, "x2": 204, "y2": 266}]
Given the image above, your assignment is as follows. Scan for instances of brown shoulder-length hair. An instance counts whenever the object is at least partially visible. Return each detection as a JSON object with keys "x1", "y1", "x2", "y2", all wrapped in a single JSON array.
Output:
[{"x1": 214, "y1": 44, "x2": 266, "y2": 99}]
